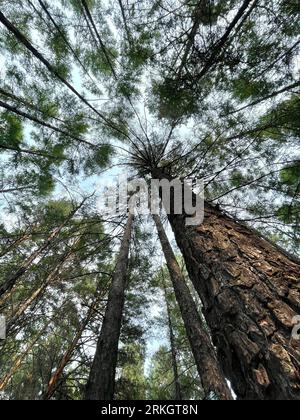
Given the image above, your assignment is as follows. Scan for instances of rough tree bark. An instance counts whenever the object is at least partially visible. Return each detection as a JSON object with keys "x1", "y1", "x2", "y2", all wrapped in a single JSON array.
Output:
[
  {"x1": 154, "y1": 214, "x2": 232, "y2": 400},
  {"x1": 162, "y1": 274, "x2": 182, "y2": 400},
  {"x1": 161, "y1": 197, "x2": 300, "y2": 400},
  {"x1": 85, "y1": 213, "x2": 134, "y2": 400}
]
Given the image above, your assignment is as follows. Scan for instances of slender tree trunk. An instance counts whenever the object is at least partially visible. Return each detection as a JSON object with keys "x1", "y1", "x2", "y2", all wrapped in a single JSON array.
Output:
[
  {"x1": 0, "y1": 200, "x2": 85, "y2": 297},
  {"x1": 0, "y1": 327, "x2": 47, "y2": 392},
  {"x1": 154, "y1": 215, "x2": 232, "y2": 400},
  {"x1": 36, "y1": 0, "x2": 95, "y2": 83},
  {"x1": 42, "y1": 290, "x2": 106, "y2": 400},
  {"x1": 0, "y1": 234, "x2": 31, "y2": 259},
  {"x1": 0, "y1": 186, "x2": 35, "y2": 194},
  {"x1": 85, "y1": 214, "x2": 134, "y2": 400},
  {"x1": 80, "y1": 0, "x2": 117, "y2": 79},
  {"x1": 0, "y1": 99, "x2": 92, "y2": 147},
  {"x1": 162, "y1": 277, "x2": 182, "y2": 400},
  {"x1": 161, "y1": 197, "x2": 300, "y2": 400},
  {"x1": 7, "y1": 240, "x2": 81, "y2": 333}
]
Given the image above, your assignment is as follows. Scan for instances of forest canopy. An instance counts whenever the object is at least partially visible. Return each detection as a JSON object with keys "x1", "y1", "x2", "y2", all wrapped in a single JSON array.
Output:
[{"x1": 0, "y1": 0, "x2": 299, "y2": 401}]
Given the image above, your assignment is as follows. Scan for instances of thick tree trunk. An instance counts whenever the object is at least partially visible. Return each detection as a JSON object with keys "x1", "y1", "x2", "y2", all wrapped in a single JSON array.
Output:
[
  {"x1": 165, "y1": 201, "x2": 300, "y2": 400},
  {"x1": 85, "y1": 214, "x2": 134, "y2": 400},
  {"x1": 162, "y1": 278, "x2": 182, "y2": 400},
  {"x1": 154, "y1": 215, "x2": 232, "y2": 400}
]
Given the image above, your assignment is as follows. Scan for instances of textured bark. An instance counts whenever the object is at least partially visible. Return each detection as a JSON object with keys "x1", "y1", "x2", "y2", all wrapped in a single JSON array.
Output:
[
  {"x1": 85, "y1": 214, "x2": 134, "y2": 400},
  {"x1": 162, "y1": 277, "x2": 182, "y2": 400},
  {"x1": 154, "y1": 215, "x2": 232, "y2": 400},
  {"x1": 166, "y1": 202, "x2": 300, "y2": 400}
]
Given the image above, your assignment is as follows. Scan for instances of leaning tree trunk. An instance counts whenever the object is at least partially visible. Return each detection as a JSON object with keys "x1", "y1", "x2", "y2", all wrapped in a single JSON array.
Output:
[
  {"x1": 7, "y1": 238, "x2": 81, "y2": 334},
  {"x1": 85, "y1": 213, "x2": 134, "y2": 400},
  {"x1": 0, "y1": 325, "x2": 47, "y2": 392},
  {"x1": 162, "y1": 277, "x2": 183, "y2": 401},
  {"x1": 0, "y1": 199, "x2": 86, "y2": 297},
  {"x1": 163, "y1": 198, "x2": 300, "y2": 400},
  {"x1": 43, "y1": 287, "x2": 107, "y2": 400},
  {"x1": 154, "y1": 215, "x2": 232, "y2": 400}
]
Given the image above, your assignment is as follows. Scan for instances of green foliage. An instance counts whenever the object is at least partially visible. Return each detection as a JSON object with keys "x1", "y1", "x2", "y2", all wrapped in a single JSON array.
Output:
[
  {"x1": 0, "y1": 198, "x2": 113, "y2": 400},
  {"x1": 84, "y1": 48, "x2": 118, "y2": 77},
  {"x1": 37, "y1": 173, "x2": 55, "y2": 196},
  {"x1": 53, "y1": 62, "x2": 71, "y2": 80},
  {"x1": 277, "y1": 203, "x2": 300, "y2": 225},
  {"x1": 47, "y1": 27, "x2": 69, "y2": 59},
  {"x1": 0, "y1": 112, "x2": 23, "y2": 147},
  {"x1": 127, "y1": 44, "x2": 152, "y2": 69},
  {"x1": 192, "y1": 0, "x2": 234, "y2": 26},
  {"x1": 148, "y1": 347, "x2": 174, "y2": 400},
  {"x1": 232, "y1": 77, "x2": 273, "y2": 101},
  {"x1": 116, "y1": 344, "x2": 147, "y2": 400},
  {"x1": 230, "y1": 170, "x2": 246, "y2": 188},
  {"x1": 258, "y1": 96, "x2": 300, "y2": 140},
  {"x1": 279, "y1": 0, "x2": 300, "y2": 36},
  {"x1": 152, "y1": 78, "x2": 198, "y2": 120},
  {"x1": 148, "y1": 267, "x2": 204, "y2": 400},
  {"x1": 84, "y1": 144, "x2": 113, "y2": 175},
  {"x1": 68, "y1": 113, "x2": 89, "y2": 137},
  {"x1": 1, "y1": 0, "x2": 300, "y2": 401},
  {"x1": 276, "y1": 162, "x2": 300, "y2": 230},
  {"x1": 126, "y1": 31, "x2": 154, "y2": 69},
  {"x1": 68, "y1": 0, "x2": 96, "y2": 13},
  {"x1": 280, "y1": 162, "x2": 300, "y2": 189},
  {"x1": 51, "y1": 143, "x2": 66, "y2": 159},
  {"x1": 43, "y1": 200, "x2": 74, "y2": 224}
]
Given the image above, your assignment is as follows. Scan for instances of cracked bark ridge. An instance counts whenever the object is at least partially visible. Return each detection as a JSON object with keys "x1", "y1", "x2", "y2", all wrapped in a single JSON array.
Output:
[{"x1": 168, "y1": 202, "x2": 300, "y2": 400}]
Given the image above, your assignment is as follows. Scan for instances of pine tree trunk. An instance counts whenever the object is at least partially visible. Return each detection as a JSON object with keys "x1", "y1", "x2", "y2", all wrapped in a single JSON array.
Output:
[
  {"x1": 154, "y1": 215, "x2": 232, "y2": 400},
  {"x1": 85, "y1": 214, "x2": 134, "y2": 400},
  {"x1": 165, "y1": 202, "x2": 300, "y2": 400},
  {"x1": 162, "y1": 278, "x2": 183, "y2": 400}
]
